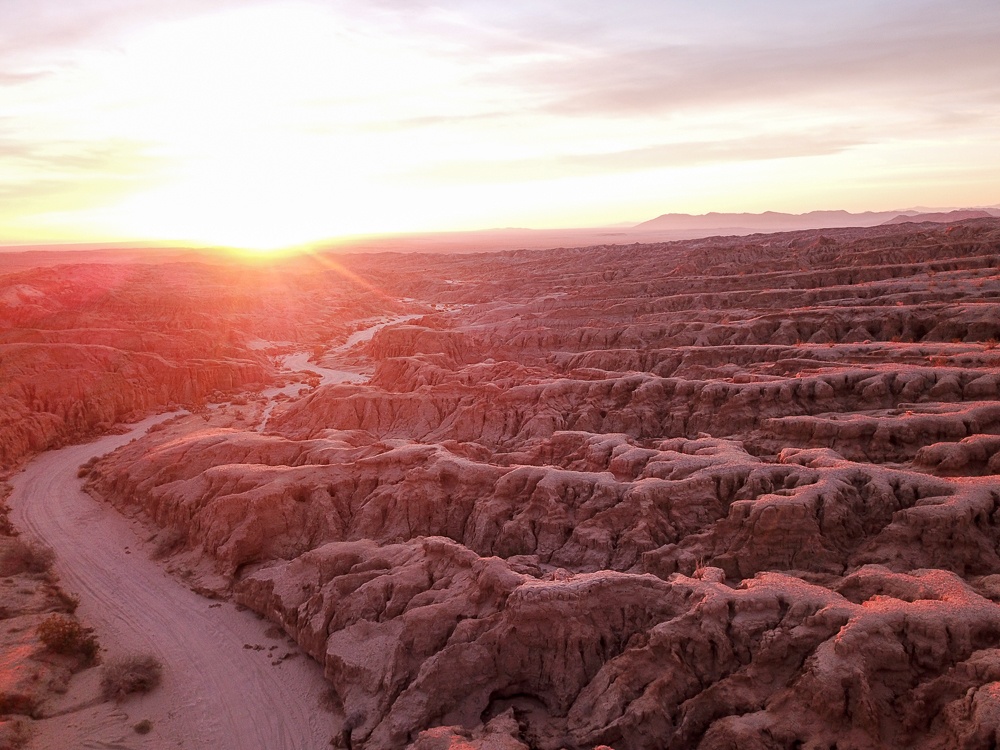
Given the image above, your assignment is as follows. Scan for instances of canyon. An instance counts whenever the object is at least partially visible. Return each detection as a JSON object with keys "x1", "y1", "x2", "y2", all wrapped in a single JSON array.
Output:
[{"x1": 3, "y1": 217, "x2": 1000, "y2": 748}]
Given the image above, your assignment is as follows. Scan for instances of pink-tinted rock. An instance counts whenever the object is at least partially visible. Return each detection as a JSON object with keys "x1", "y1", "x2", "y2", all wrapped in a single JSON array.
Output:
[{"x1": 72, "y1": 219, "x2": 1000, "y2": 748}]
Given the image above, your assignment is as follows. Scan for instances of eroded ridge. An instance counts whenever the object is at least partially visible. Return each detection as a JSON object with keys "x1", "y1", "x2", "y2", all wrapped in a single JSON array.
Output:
[
  {"x1": 0, "y1": 256, "x2": 413, "y2": 471},
  {"x1": 88, "y1": 220, "x2": 1000, "y2": 749}
]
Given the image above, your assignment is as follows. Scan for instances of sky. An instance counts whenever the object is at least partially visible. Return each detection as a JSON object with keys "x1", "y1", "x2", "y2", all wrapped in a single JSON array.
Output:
[{"x1": 1, "y1": 0, "x2": 999, "y2": 250}]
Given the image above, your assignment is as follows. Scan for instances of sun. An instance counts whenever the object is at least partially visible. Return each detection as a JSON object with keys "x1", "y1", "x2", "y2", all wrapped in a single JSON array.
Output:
[{"x1": 61, "y1": 3, "x2": 474, "y2": 250}]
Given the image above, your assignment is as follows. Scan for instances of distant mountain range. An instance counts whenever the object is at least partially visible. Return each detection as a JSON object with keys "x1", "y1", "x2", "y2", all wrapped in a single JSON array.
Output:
[
  {"x1": 5, "y1": 207, "x2": 999, "y2": 261},
  {"x1": 635, "y1": 207, "x2": 1000, "y2": 233},
  {"x1": 881, "y1": 209, "x2": 995, "y2": 225}
]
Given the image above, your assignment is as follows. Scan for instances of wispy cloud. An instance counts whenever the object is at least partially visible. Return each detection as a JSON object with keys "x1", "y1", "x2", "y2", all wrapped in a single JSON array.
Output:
[
  {"x1": 408, "y1": 132, "x2": 866, "y2": 184},
  {"x1": 475, "y1": 14, "x2": 1000, "y2": 119},
  {"x1": 0, "y1": 127, "x2": 164, "y2": 232},
  {"x1": 0, "y1": 134, "x2": 157, "y2": 172},
  {"x1": 0, "y1": 69, "x2": 52, "y2": 85},
  {"x1": 0, "y1": 0, "x2": 257, "y2": 58}
]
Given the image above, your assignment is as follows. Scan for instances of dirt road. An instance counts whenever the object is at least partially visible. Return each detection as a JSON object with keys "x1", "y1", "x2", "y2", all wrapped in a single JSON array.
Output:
[
  {"x1": 8, "y1": 414, "x2": 334, "y2": 749},
  {"x1": 257, "y1": 312, "x2": 424, "y2": 431}
]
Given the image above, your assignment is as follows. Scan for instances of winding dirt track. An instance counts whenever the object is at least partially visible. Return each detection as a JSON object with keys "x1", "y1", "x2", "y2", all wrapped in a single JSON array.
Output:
[{"x1": 8, "y1": 414, "x2": 334, "y2": 749}]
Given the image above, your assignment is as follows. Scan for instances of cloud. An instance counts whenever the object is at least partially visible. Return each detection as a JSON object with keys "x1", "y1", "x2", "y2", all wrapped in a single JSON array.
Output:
[
  {"x1": 321, "y1": 0, "x2": 1000, "y2": 115},
  {"x1": 0, "y1": 69, "x2": 52, "y2": 85},
  {"x1": 0, "y1": 130, "x2": 164, "y2": 225},
  {"x1": 408, "y1": 132, "x2": 866, "y2": 184},
  {"x1": 499, "y1": 21, "x2": 1000, "y2": 119},
  {"x1": 7, "y1": 1, "x2": 999, "y2": 125},
  {"x1": 315, "y1": 1, "x2": 1000, "y2": 145},
  {"x1": 0, "y1": 135, "x2": 155, "y2": 171},
  {"x1": 0, "y1": 0, "x2": 271, "y2": 73}
]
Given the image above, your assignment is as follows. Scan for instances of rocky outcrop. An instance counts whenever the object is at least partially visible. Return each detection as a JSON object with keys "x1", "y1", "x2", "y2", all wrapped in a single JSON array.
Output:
[
  {"x1": 0, "y1": 254, "x2": 419, "y2": 471},
  {"x1": 84, "y1": 219, "x2": 1000, "y2": 748},
  {"x1": 0, "y1": 343, "x2": 268, "y2": 468},
  {"x1": 236, "y1": 540, "x2": 1000, "y2": 750}
]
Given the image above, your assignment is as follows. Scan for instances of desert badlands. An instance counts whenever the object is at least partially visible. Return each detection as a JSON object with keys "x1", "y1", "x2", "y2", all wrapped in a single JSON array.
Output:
[{"x1": 2, "y1": 217, "x2": 1000, "y2": 749}]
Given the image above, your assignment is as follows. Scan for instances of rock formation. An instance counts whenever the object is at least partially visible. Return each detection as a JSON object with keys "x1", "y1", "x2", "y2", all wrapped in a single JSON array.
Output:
[
  {"x1": 0, "y1": 255, "x2": 412, "y2": 471},
  {"x1": 67, "y1": 219, "x2": 1000, "y2": 746}
]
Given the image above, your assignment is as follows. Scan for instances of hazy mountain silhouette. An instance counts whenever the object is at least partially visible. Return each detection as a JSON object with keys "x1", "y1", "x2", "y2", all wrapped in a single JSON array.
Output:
[
  {"x1": 881, "y1": 209, "x2": 996, "y2": 225},
  {"x1": 635, "y1": 209, "x2": 910, "y2": 232}
]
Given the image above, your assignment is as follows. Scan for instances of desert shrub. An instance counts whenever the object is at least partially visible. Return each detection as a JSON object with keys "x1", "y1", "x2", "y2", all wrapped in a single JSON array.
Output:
[
  {"x1": 0, "y1": 691, "x2": 39, "y2": 717},
  {"x1": 101, "y1": 654, "x2": 163, "y2": 701},
  {"x1": 0, "y1": 715, "x2": 33, "y2": 748},
  {"x1": 36, "y1": 615, "x2": 99, "y2": 663},
  {"x1": 0, "y1": 487, "x2": 14, "y2": 537},
  {"x1": 55, "y1": 589, "x2": 80, "y2": 614},
  {"x1": 0, "y1": 538, "x2": 55, "y2": 576},
  {"x1": 76, "y1": 457, "x2": 99, "y2": 478}
]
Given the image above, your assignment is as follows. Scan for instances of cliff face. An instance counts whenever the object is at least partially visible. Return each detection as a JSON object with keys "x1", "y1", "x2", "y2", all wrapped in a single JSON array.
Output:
[
  {"x1": 87, "y1": 220, "x2": 1000, "y2": 748},
  {"x1": 0, "y1": 264, "x2": 264, "y2": 470},
  {"x1": 0, "y1": 343, "x2": 269, "y2": 468}
]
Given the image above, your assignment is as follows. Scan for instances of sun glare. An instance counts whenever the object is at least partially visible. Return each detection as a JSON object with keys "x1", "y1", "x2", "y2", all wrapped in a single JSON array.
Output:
[{"x1": 64, "y1": 4, "x2": 484, "y2": 249}]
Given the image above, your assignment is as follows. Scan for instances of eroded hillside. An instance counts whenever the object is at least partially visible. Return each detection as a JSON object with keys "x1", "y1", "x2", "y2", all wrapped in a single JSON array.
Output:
[
  {"x1": 83, "y1": 219, "x2": 1000, "y2": 748},
  {"x1": 0, "y1": 255, "x2": 412, "y2": 471}
]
